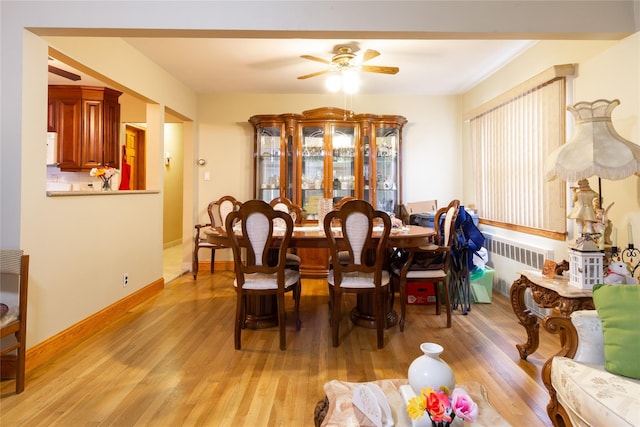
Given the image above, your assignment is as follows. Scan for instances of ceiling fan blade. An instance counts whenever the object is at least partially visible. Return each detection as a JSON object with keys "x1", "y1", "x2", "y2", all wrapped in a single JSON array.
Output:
[
  {"x1": 301, "y1": 55, "x2": 331, "y2": 65},
  {"x1": 48, "y1": 65, "x2": 81, "y2": 81},
  {"x1": 361, "y1": 49, "x2": 380, "y2": 63},
  {"x1": 361, "y1": 65, "x2": 399, "y2": 75},
  {"x1": 297, "y1": 70, "x2": 329, "y2": 80}
]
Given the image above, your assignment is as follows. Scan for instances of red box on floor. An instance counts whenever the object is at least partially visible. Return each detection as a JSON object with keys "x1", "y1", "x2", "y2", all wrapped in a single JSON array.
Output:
[{"x1": 406, "y1": 281, "x2": 437, "y2": 305}]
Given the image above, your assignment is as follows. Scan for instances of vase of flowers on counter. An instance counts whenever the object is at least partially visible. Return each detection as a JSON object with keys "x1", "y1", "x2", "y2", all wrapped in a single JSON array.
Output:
[{"x1": 90, "y1": 167, "x2": 118, "y2": 191}]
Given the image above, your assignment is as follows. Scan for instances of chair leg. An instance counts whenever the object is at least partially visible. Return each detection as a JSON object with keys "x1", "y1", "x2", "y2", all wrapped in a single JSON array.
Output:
[
  {"x1": 443, "y1": 279, "x2": 452, "y2": 328},
  {"x1": 193, "y1": 246, "x2": 199, "y2": 279},
  {"x1": 375, "y1": 289, "x2": 384, "y2": 349},
  {"x1": 277, "y1": 293, "x2": 286, "y2": 350},
  {"x1": 16, "y1": 332, "x2": 25, "y2": 394},
  {"x1": 210, "y1": 248, "x2": 216, "y2": 273},
  {"x1": 327, "y1": 285, "x2": 334, "y2": 322},
  {"x1": 234, "y1": 291, "x2": 244, "y2": 350},
  {"x1": 294, "y1": 281, "x2": 302, "y2": 330},
  {"x1": 435, "y1": 280, "x2": 442, "y2": 315},
  {"x1": 399, "y1": 278, "x2": 407, "y2": 332},
  {"x1": 331, "y1": 287, "x2": 342, "y2": 347}
]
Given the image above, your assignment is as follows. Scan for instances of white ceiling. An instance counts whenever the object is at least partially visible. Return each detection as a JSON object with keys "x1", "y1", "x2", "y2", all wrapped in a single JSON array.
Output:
[{"x1": 49, "y1": 38, "x2": 536, "y2": 95}]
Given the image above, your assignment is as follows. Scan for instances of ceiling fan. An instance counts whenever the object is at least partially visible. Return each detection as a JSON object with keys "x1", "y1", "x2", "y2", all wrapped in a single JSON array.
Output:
[{"x1": 297, "y1": 45, "x2": 399, "y2": 80}]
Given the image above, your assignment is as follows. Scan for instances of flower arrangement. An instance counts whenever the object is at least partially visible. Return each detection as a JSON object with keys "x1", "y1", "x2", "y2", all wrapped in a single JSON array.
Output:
[
  {"x1": 90, "y1": 167, "x2": 119, "y2": 191},
  {"x1": 407, "y1": 386, "x2": 478, "y2": 427}
]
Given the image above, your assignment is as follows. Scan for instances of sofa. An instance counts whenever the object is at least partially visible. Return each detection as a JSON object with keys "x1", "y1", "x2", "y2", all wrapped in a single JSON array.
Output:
[{"x1": 542, "y1": 305, "x2": 640, "y2": 427}]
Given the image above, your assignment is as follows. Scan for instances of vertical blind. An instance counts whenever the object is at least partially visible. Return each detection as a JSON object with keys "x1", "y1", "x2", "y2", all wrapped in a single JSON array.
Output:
[{"x1": 467, "y1": 66, "x2": 574, "y2": 237}]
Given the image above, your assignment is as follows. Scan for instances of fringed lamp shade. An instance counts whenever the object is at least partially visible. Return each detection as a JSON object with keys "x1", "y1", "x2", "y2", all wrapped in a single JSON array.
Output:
[{"x1": 545, "y1": 99, "x2": 640, "y2": 181}]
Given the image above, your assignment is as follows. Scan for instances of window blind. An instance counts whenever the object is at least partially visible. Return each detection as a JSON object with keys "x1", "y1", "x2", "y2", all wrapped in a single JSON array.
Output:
[{"x1": 467, "y1": 65, "x2": 574, "y2": 238}]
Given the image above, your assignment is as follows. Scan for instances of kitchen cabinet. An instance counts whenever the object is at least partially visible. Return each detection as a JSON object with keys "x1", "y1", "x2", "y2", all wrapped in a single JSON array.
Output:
[
  {"x1": 249, "y1": 107, "x2": 407, "y2": 218},
  {"x1": 48, "y1": 86, "x2": 122, "y2": 171}
]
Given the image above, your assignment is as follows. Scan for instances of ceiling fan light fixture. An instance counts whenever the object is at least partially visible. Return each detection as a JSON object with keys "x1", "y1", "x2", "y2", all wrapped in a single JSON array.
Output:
[
  {"x1": 342, "y1": 70, "x2": 359, "y2": 94},
  {"x1": 325, "y1": 74, "x2": 342, "y2": 92}
]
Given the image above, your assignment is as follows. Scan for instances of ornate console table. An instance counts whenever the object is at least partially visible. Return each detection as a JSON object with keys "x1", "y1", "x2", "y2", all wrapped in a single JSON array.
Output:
[{"x1": 510, "y1": 270, "x2": 594, "y2": 360}]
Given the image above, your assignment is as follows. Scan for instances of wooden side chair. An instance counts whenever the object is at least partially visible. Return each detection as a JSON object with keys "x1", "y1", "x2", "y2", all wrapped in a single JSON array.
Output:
[
  {"x1": 225, "y1": 199, "x2": 301, "y2": 350},
  {"x1": 269, "y1": 196, "x2": 303, "y2": 269},
  {"x1": 324, "y1": 199, "x2": 391, "y2": 349},
  {"x1": 392, "y1": 199, "x2": 460, "y2": 330},
  {"x1": 0, "y1": 249, "x2": 29, "y2": 394},
  {"x1": 192, "y1": 195, "x2": 242, "y2": 279}
]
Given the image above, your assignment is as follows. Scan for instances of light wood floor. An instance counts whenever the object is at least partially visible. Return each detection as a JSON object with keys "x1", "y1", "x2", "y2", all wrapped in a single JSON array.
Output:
[{"x1": 0, "y1": 271, "x2": 559, "y2": 426}]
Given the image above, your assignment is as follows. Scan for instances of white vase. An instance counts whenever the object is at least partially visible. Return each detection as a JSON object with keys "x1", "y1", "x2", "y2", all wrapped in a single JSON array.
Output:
[{"x1": 408, "y1": 342, "x2": 455, "y2": 394}]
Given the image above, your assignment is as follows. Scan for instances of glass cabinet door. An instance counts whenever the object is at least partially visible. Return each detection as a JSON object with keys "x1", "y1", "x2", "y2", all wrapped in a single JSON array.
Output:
[
  {"x1": 256, "y1": 126, "x2": 282, "y2": 203},
  {"x1": 374, "y1": 127, "x2": 400, "y2": 214},
  {"x1": 300, "y1": 126, "x2": 325, "y2": 220},
  {"x1": 331, "y1": 125, "x2": 356, "y2": 204},
  {"x1": 363, "y1": 137, "x2": 371, "y2": 205}
]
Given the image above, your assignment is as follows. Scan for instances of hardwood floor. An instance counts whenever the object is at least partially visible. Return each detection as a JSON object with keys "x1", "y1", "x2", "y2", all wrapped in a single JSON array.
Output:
[{"x1": 0, "y1": 271, "x2": 559, "y2": 426}]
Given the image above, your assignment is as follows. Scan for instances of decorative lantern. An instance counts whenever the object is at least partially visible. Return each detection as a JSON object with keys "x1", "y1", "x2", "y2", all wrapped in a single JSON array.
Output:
[{"x1": 569, "y1": 248, "x2": 604, "y2": 290}]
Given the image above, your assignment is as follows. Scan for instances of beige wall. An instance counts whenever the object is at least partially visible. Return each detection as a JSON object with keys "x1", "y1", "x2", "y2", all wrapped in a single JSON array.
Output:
[
  {"x1": 14, "y1": 32, "x2": 197, "y2": 347},
  {"x1": 194, "y1": 93, "x2": 462, "y2": 264},
  {"x1": 196, "y1": 93, "x2": 463, "y2": 208}
]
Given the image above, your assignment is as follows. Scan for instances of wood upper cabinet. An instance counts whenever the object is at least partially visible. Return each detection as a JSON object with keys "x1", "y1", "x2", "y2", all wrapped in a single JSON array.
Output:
[
  {"x1": 48, "y1": 86, "x2": 122, "y2": 171},
  {"x1": 249, "y1": 107, "x2": 407, "y2": 219}
]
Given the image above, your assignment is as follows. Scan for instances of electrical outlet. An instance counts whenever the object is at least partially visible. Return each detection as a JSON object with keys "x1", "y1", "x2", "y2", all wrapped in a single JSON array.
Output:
[{"x1": 122, "y1": 273, "x2": 129, "y2": 287}]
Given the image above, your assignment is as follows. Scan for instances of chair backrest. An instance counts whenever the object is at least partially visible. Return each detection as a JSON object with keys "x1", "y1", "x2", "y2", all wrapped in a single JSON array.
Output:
[
  {"x1": 225, "y1": 200, "x2": 294, "y2": 286},
  {"x1": 208, "y1": 195, "x2": 242, "y2": 231},
  {"x1": 333, "y1": 196, "x2": 356, "y2": 210},
  {"x1": 323, "y1": 200, "x2": 391, "y2": 286},
  {"x1": 0, "y1": 249, "x2": 29, "y2": 331},
  {"x1": 434, "y1": 199, "x2": 460, "y2": 246},
  {"x1": 269, "y1": 196, "x2": 302, "y2": 225}
]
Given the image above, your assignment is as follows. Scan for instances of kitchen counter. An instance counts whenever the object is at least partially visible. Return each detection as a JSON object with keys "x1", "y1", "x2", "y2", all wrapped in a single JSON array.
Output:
[{"x1": 46, "y1": 190, "x2": 159, "y2": 197}]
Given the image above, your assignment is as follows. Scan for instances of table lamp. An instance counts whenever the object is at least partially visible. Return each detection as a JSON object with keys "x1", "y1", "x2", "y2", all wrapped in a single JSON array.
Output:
[{"x1": 545, "y1": 99, "x2": 640, "y2": 288}]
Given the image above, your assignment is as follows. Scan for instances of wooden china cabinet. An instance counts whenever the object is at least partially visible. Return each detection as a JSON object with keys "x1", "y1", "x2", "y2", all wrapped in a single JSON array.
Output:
[
  {"x1": 249, "y1": 107, "x2": 407, "y2": 217},
  {"x1": 249, "y1": 107, "x2": 407, "y2": 277}
]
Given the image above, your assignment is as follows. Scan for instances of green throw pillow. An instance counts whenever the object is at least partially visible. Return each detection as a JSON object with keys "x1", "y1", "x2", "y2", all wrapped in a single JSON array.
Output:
[{"x1": 592, "y1": 284, "x2": 640, "y2": 379}]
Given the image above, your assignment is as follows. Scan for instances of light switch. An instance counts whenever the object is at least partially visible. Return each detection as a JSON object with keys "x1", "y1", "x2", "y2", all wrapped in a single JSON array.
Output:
[{"x1": 204, "y1": 171, "x2": 211, "y2": 181}]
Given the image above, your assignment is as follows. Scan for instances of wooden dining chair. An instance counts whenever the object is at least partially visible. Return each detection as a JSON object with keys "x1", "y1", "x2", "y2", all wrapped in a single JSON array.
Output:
[
  {"x1": 0, "y1": 249, "x2": 29, "y2": 394},
  {"x1": 192, "y1": 195, "x2": 242, "y2": 279},
  {"x1": 392, "y1": 199, "x2": 460, "y2": 330},
  {"x1": 324, "y1": 199, "x2": 391, "y2": 349},
  {"x1": 225, "y1": 199, "x2": 301, "y2": 350},
  {"x1": 269, "y1": 196, "x2": 303, "y2": 270}
]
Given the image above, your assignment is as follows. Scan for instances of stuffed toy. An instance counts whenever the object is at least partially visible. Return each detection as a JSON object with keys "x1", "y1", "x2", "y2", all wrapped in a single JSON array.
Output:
[{"x1": 604, "y1": 261, "x2": 638, "y2": 284}]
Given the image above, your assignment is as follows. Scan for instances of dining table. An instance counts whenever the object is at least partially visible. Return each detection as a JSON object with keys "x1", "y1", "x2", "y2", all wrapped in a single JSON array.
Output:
[{"x1": 205, "y1": 223, "x2": 436, "y2": 330}]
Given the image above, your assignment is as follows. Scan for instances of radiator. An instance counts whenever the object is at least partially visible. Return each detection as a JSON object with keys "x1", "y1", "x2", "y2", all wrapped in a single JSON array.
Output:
[{"x1": 483, "y1": 233, "x2": 554, "y2": 318}]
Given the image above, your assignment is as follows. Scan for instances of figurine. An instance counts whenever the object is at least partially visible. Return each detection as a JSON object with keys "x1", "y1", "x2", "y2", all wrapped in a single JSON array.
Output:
[
  {"x1": 593, "y1": 199, "x2": 614, "y2": 245},
  {"x1": 568, "y1": 179, "x2": 599, "y2": 235}
]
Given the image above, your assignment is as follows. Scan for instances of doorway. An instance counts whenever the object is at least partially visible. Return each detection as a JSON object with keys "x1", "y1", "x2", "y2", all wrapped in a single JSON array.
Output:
[
  {"x1": 162, "y1": 122, "x2": 185, "y2": 283},
  {"x1": 124, "y1": 125, "x2": 146, "y2": 190}
]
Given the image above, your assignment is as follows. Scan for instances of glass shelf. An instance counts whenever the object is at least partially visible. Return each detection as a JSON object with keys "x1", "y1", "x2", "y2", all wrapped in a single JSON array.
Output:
[
  {"x1": 372, "y1": 128, "x2": 400, "y2": 213},
  {"x1": 332, "y1": 126, "x2": 355, "y2": 203},
  {"x1": 256, "y1": 126, "x2": 282, "y2": 202}
]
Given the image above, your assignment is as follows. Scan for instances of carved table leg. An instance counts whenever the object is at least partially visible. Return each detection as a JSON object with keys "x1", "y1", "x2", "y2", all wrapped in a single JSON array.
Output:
[
  {"x1": 510, "y1": 275, "x2": 539, "y2": 360},
  {"x1": 314, "y1": 396, "x2": 329, "y2": 427}
]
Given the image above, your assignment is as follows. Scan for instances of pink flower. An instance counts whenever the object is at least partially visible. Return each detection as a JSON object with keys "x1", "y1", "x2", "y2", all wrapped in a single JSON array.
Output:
[{"x1": 451, "y1": 388, "x2": 479, "y2": 423}]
